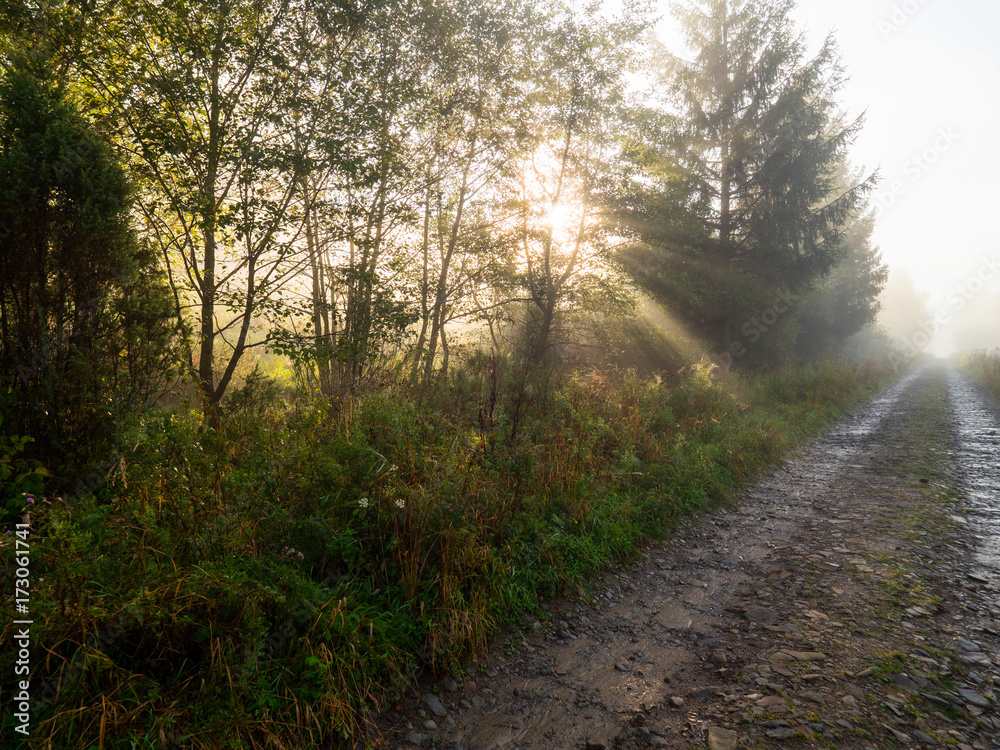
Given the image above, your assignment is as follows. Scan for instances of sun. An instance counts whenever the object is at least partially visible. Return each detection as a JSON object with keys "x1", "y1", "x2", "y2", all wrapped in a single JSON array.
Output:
[{"x1": 546, "y1": 201, "x2": 579, "y2": 242}]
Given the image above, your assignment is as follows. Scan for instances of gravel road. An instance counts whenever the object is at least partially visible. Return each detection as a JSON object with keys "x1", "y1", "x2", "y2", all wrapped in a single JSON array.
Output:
[{"x1": 382, "y1": 363, "x2": 1000, "y2": 750}]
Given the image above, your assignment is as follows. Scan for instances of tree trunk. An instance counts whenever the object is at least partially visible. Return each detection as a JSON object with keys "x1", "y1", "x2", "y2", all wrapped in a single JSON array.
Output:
[
  {"x1": 530, "y1": 292, "x2": 558, "y2": 365},
  {"x1": 719, "y1": 1, "x2": 734, "y2": 354},
  {"x1": 423, "y1": 127, "x2": 477, "y2": 383},
  {"x1": 718, "y1": 1, "x2": 732, "y2": 251},
  {"x1": 198, "y1": 29, "x2": 224, "y2": 410},
  {"x1": 305, "y1": 178, "x2": 333, "y2": 396},
  {"x1": 440, "y1": 324, "x2": 449, "y2": 379},
  {"x1": 409, "y1": 155, "x2": 435, "y2": 383}
]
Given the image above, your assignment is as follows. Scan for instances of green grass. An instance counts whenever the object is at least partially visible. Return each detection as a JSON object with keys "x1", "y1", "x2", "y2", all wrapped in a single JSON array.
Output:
[
  {"x1": 961, "y1": 349, "x2": 1000, "y2": 400},
  {"x1": 1, "y1": 356, "x2": 897, "y2": 748}
]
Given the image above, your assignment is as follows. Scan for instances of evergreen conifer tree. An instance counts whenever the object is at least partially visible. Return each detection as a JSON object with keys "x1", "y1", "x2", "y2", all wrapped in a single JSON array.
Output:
[
  {"x1": 625, "y1": 0, "x2": 875, "y2": 364},
  {"x1": 0, "y1": 57, "x2": 177, "y2": 484}
]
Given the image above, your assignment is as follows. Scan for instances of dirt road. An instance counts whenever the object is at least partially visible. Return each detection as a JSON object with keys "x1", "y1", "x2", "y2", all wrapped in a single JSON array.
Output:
[{"x1": 383, "y1": 363, "x2": 1000, "y2": 750}]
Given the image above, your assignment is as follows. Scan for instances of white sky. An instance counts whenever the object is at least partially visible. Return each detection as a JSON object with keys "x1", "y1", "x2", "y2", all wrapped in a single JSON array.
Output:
[
  {"x1": 650, "y1": 0, "x2": 1000, "y2": 354},
  {"x1": 790, "y1": 0, "x2": 1000, "y2": 296}
]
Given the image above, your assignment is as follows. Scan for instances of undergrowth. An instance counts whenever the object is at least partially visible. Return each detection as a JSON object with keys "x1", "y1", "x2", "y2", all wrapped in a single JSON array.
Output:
[
  {"x1": 962, "y1": 349, "x2": 1000, "y2": 401},
  {"x1": 1, "y1": 356, "x2": 896, "y2": 748}
]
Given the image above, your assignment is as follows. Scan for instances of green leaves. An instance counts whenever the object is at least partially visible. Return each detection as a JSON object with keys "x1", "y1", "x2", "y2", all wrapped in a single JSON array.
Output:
[
  {"x1": 6, "y1": 0, "x2": 884, "y2": 396},
  {"x1": 0, "y1": 58, "x2": 178, "y2": 487},
  {"x1": 620, "y1": 0, "x2": 878, "y2": 367}
]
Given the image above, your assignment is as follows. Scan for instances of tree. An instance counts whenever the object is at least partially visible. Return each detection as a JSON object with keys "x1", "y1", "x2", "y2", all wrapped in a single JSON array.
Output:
[
  {"x1": 625, "y1": 0, "x2": 874, "y2": 364},
  {"x1": 796, "y1": 209, "x2": 888, "y2": 360},
  {"x1": 291, "y1": 0, "x2": 427, "y2": 391},
  {"x1": 82, "y1": 0, "x2": 367, "y2": 404},
  {"x1": 0, "y1": 57, "x2": 176, "y2": 479},
  {"x1": 403, "y1": 0, "x2": 537, "y2": 382},
  {"x1": 0, "y1": 0, "x2": 115, "y2": 75},
  {"x1": 514, "y1": 1, "x2": 648, "y2": 365}
]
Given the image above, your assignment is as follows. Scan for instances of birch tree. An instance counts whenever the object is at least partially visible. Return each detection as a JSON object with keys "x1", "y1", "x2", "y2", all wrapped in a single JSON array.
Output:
[
  {"x1": 83, "y1": 0, "x2": 368, "y2": 403},
  {"x1": 515, "y1": 2, "x2": 647, "y2": 364}
]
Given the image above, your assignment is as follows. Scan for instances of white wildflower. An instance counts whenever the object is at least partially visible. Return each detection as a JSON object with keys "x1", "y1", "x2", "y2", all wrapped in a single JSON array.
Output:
[
  {"x1": 394, "y1": 499, "x2": 405, "y2": 509},
  {"x1": 358, "y1": 497, "x2": 370, "y2": 509}
]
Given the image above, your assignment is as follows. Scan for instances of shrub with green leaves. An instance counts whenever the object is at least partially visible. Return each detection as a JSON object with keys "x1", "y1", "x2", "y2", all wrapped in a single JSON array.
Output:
[{"x1": 0, "y1": 55, "x2": 179, "y2": 498}]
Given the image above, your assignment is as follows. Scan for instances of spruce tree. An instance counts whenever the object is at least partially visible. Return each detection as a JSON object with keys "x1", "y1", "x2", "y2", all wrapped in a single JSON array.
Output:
[
  {"x1": 0, "y1": 57, "x2": 177, "y2": 486},
  {"x1": 626, "y1": 0, "x2": 875, "y2": 363},
  {"x1": 796, "y1": 209, "x2": 888, "y2": 360}
]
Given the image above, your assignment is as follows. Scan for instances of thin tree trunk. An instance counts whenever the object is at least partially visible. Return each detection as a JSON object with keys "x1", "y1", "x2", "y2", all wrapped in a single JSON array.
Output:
[
  {"x1": 410, "y1": 154, "x2": 435, "y2": 382},
  {"x1": 531, "y1": 292, "x2": 558, "y2": 364},
  {"x1": 321, "y1": 240, "x2": 337, "y2": 391},
  {"x1": 215, "y1": 256, "x2": 257, "y2": 399},
  {"x1": 718, "y1": 0, "x2": 732, "y2": 250},
  {"x1": 527, "y1": 112, "x2": 576, "y2": 366},
  {"x1": 424, "y1": 127, "x2": 477, "y2": 382},
  {"x1": 198, "y1": 30, "x2": 224, "y2": 411},
  {"x1": 440, "y1": 324, "x2": 449, "y2": 379},
  {"x1": 304, "y1": 177, "x2": 333, "y2": 396},
  {"x1": 718, "y1": 1, "x2": 734, "y2": 350}
]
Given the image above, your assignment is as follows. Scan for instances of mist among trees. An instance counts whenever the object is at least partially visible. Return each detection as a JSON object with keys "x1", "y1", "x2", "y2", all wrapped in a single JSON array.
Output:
[{"x1": 2, "y1": 0, "x2": 887, "y2": 416}]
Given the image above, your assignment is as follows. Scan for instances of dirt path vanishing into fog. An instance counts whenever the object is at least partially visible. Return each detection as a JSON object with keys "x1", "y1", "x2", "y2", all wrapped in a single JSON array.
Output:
[{"x1": 380, "y1": 363, "x2": 1000, "y2": 750}]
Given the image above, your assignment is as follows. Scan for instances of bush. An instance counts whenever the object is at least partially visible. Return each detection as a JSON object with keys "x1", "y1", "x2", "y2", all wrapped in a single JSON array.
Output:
[{"x1": 0, "y1": 57, "x2": 178, "y2": 496}]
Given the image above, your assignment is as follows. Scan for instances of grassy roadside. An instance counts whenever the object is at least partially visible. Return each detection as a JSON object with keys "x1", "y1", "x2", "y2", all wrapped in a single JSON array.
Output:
[
  {"x1": 1, "y1": 357, "x2": 898, "y2": 748},
  {"x1": 961, "y1": 349, "x2": 1000, "y2": 400}
]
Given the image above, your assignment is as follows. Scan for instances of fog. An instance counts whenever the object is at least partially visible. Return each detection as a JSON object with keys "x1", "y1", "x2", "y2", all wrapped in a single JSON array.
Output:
[
  {"x1": 754, "y1": 0, "x2": 1000, "y2": 356},
  {"x1": 878, "y1": 266, "x2": 1000, "y2": 357}
]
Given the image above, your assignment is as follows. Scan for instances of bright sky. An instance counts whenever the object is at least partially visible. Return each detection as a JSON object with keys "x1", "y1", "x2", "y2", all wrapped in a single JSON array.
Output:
[
  {"x1": 790, "y1": 1, "x2": 1000, "y2": 290},
  {"x1": 652, "y1": 0, "x2": 1000, "y2": 354}
]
